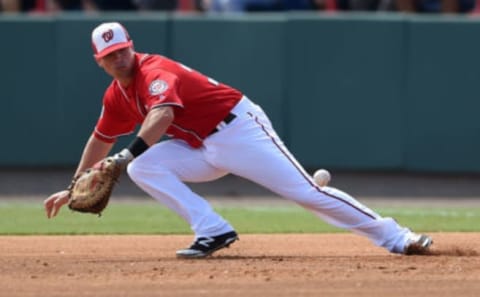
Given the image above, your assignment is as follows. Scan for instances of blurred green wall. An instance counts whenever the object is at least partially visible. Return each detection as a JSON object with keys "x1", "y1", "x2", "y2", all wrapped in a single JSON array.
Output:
[{"x1": 1, "y1": 13, "x2": 479, "y2": 173}]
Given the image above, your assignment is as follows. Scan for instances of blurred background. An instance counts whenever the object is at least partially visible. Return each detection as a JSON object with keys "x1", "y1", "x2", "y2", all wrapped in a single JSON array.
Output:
[
  {"x1": 2, "y1": 0, "x2": 480, "y2": 198},
  {"x1": 1, "y1": 0, "x2": 479, "y2": 14}
]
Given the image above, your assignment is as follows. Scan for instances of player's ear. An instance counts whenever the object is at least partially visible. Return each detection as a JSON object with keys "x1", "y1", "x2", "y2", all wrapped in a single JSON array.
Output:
[{"x1": 94, "y1": 56, "x2": 104, "y2": 67}]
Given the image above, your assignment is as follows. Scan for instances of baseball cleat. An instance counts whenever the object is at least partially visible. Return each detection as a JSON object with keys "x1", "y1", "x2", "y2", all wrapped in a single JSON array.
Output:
[
  {"x1": 403, "y1": 233, "x2": 433, "y2": 255},
  {"x1": 176, "y1": 231, "x2": 239, "y2": 259}
]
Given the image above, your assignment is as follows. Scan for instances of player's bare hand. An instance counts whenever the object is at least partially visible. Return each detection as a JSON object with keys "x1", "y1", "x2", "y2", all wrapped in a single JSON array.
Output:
[{"x1": 44, "y1": 190, "x2": 70, "y2": 219}]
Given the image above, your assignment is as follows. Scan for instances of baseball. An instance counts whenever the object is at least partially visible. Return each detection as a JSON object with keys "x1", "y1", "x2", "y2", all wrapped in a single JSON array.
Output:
[{"x1": 313, "y1": 169, "x2": 331, "y2": 187}]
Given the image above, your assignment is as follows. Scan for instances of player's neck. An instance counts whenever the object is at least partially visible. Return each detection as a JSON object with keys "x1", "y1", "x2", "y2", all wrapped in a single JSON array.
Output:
[
  {"x1": 114, "y1": 54, "x2": 136, "y2": 87},
  {"x1": 117, "y1": 77, "x2": 133, "y2": 88},
  {"x1": 115, "y1": 67, "x2": 136, "y2": 88}
]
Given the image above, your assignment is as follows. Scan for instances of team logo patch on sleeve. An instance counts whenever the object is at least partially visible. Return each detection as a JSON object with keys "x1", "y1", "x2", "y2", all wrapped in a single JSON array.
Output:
[{"x1": 149, "y1": 80, "x2": 169, "y2": 96}]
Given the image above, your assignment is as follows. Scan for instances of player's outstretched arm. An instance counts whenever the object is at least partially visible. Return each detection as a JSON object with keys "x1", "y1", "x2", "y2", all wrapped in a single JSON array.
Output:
[
  {"x1": 44, "y1": 190, "x2": 70, "y2": 219},
  {"x1": 74, "y1": 135, "x2": 115, "y2": 176},
  {"x1": 108, "y1": 105, "x2": 175, "y2": 171},
  {"x1": 43, "y1": 135, "x2": 114, "y2": 218},
  {"x1": 136, "y1": 106, "x2": 174, "y2": 146}
]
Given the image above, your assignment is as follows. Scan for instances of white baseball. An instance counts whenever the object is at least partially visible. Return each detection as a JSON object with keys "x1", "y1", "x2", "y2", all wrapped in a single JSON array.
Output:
[{"x1": 313, "y1": 169, "x2": 331, "y2": 187}]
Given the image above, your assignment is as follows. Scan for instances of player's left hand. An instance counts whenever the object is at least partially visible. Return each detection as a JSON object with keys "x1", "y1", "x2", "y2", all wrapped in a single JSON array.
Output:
[{"x1": 44, "y1": 190, "x2": 70, "y2": 219}]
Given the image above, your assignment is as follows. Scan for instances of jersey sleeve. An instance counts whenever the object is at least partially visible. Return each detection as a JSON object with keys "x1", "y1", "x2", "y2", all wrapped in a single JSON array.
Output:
[
  {"x1": 143, "y1": 71, "x2": 183, "y2": 111},
  {"x1": 94, "y1": 90, "x2": 136, "y2": 143}
]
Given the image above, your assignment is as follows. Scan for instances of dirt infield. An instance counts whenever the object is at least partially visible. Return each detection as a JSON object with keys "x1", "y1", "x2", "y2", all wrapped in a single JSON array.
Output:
[
  {"x1": 1, "y1": 170, "x2": 480, "y2": 296},
  {"x1": 1, "y1": 233, "x2": 479, "y2": 297}
]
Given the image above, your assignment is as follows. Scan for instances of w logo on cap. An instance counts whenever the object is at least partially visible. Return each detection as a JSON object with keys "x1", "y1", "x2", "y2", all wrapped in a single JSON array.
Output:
[{"x1": 102, "y1": 29, "x2": 114, "y2": 43}]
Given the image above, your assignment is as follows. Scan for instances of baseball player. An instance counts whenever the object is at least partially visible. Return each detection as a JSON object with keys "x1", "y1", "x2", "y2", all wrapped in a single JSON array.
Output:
[{"x1": 44, "y1": 22, "x2": 432, "y2": 258}]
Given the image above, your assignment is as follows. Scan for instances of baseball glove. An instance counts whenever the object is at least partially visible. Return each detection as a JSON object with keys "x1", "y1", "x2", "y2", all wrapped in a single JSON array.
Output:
[{"x1": 68, "y1": 157, "x2": 122, "y2": 216}]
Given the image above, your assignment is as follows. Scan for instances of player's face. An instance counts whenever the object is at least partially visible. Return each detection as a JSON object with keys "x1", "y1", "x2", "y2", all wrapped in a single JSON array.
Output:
[{"x1": 97, "y1": 47, "x2": 135, "y2": 81}]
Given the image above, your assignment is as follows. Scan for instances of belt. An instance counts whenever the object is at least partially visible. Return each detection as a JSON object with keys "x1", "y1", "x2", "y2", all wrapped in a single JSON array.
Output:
[{"x1": 210, "y1": 112, "x2": 237, "y2": 135}]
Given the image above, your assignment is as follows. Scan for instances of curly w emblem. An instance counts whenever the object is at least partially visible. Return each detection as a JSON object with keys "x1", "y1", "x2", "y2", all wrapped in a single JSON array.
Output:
[{"x1": 102, "y1": 29, "x2": 114, "y2": 43}]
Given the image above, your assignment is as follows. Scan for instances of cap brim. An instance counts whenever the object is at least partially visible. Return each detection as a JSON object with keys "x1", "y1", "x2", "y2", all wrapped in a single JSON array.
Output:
[{"x1": 94, "y1": 41, "x2": 133, "y2": 59}]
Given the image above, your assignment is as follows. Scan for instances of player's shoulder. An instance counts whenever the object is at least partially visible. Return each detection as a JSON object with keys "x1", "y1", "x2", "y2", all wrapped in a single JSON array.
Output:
[
  {"x1": 104, "y1": 80, "x2": 117, "y2": 92},
  {"x1": 136, "y1": 52, "x2": 166, "y2": 67},
  {"x1": 137, "y1": 54, "x2": 178, "y2": 79},
  {"x1": 102, "y1": 81, "x2": 122, "y2": 103}
]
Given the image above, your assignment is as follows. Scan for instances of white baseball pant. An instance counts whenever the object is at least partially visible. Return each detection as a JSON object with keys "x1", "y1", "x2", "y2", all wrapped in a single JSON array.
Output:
[{"x1": 127, "y1": 96, "x2": 413, "y2": 253}]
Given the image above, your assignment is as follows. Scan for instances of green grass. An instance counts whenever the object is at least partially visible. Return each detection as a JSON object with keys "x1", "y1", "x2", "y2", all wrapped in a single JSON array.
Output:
[{"x1": 0, "y1": 201, "x2": 479, "y2": 235}]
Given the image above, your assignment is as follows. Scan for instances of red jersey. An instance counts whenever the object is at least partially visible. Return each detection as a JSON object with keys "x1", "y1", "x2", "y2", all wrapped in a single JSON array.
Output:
[{"x1": 94, "y1": 53, "x2": 243, "y2": 148}]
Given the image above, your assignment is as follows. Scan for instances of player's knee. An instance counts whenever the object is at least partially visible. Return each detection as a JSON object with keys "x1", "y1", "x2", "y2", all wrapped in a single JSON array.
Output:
[{"x1": 126, "y1": 158, "x2": 171, "y2": 183}]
